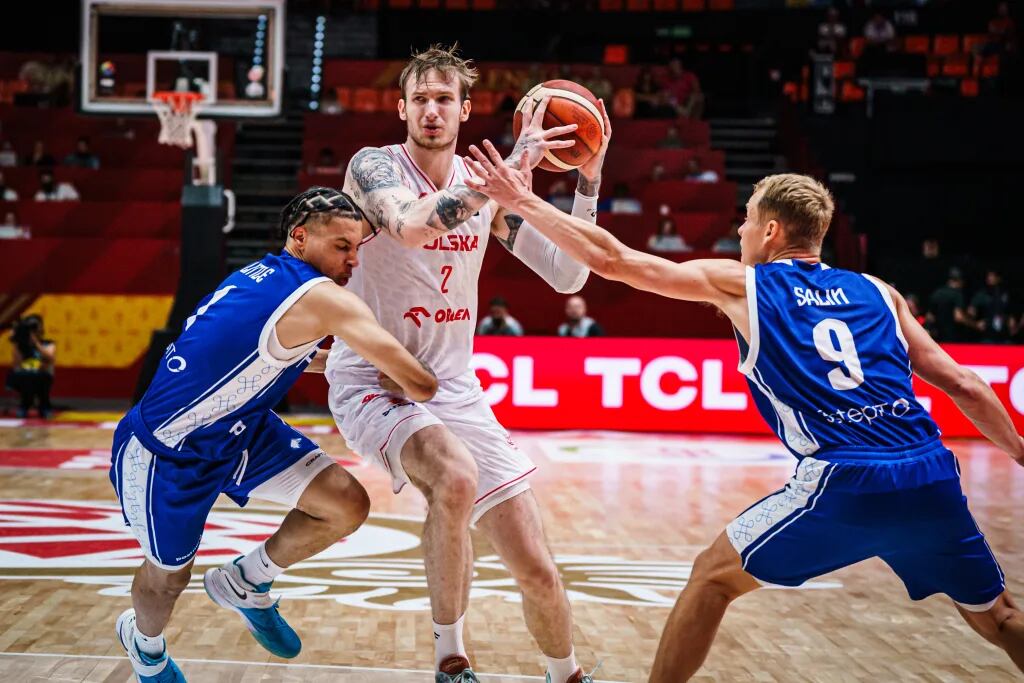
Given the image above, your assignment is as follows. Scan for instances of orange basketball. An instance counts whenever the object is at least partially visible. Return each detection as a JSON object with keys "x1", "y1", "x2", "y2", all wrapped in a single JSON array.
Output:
[{"x1": 513, "y1": 80, "x2": 604, "y2": 173}]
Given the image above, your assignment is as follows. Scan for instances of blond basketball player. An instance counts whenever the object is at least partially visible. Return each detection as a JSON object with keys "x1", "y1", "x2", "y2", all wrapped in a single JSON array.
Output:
[
  {"x1": 463, "y1": 146, "x2": 1024, "y2": 680},
  {"x1": 328, "y1": 46, "x2": 608, "y2": 682}
]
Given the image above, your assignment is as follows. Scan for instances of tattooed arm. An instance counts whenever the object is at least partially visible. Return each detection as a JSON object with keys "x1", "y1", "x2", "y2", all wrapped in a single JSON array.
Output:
[{"x1": 343, "y1": 147, "x2": 490, "y2": 248}]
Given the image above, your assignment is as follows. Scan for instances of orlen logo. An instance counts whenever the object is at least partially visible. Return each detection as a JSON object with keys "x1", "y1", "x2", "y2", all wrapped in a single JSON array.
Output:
[
  {"x1": 404, "y1": 306, "x2": 472, "y2": 328},
  {"x1": 423, "y1": 234, "x2": 479, "y2": 252}
]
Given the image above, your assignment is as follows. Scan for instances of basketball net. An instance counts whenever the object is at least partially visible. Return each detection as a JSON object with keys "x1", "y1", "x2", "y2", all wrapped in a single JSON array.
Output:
[
  {"x1": 151, "y1": 91, "x2": 202, "y2": 149},
  {"x1": 151, "y1": 91, "x2": 217, "y2": 185}
]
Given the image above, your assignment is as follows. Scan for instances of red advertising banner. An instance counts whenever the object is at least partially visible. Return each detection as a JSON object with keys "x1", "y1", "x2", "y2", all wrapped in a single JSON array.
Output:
[{"x1": 470, "y1": 338, "x2": 1024, "y2": 439}]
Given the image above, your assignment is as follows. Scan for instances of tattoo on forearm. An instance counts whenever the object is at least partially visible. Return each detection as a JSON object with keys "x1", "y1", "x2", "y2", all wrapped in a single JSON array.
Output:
[
  {"x1": 577, "y1": 174, "x2": 600, "y2": 197},
  {"x1": 350, "y1": 148, "x2": 403, "y2": 193},
  {"x1": 425, "y1": 185, "x2": 486, "y2": 231},
  {"x1": 497, "y1": 214, "x2": 524, "y2": 252}
]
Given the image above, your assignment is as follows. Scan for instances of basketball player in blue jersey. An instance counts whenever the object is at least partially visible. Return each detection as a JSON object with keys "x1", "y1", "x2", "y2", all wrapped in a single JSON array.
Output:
[
  {"x1": 109, "y1": 187, "x2": 438, "y2": 683},
  {"x1": 463, "y1": 147, "x2": 1024, "y2": 680}
]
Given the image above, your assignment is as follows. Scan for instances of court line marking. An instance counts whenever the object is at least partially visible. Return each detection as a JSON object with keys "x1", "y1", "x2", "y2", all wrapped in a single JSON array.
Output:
[{"x1": 0, "y1": 652, "x2": 628, "y2": 682}]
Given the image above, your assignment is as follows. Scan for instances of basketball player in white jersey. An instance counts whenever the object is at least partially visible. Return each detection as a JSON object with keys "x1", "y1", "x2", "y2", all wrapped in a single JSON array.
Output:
[{"x1": 329, "y1": 45, "x2": 609, "y2": 683}]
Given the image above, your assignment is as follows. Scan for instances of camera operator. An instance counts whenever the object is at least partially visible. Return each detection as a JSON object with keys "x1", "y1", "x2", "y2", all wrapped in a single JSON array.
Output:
[{"x1": 6, "y1": 315, "x2": 56, "y2": 418}]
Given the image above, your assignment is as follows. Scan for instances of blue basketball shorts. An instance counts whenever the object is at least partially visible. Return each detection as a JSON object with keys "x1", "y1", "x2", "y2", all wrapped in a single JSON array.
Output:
[
  {"x1": 110, "y1": 410, "x2": 334, "y2": 571},
  {"x1": 726, "y1": 439, "x2": 1005, "y2": 611}
]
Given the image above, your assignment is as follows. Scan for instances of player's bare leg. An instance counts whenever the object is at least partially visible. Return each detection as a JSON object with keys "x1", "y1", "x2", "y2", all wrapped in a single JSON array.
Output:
[
  {"x1": 649, "y1": 531, "x2": 761, "y2": 683},
  {"x1": 204, "y1": 464, "x2": 370, "y2": 659},
  {"x1": 131, "y1": 560, "x2": 193, "y2": 638},
  {"x1": 401, "y1": 425, "x2": 479, "y2": 670},
  {"x1": 476, "y1": 490, "x2": 580, "y2": 682},
  {"x1": 956, "y1": 592, "x2": 1024, "y2": 671},
  {"x1": 264, "y1": 464, "x2": 370, "y2": 566}
]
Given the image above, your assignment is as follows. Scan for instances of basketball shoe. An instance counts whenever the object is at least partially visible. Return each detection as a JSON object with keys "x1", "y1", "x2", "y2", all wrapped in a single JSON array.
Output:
[
  {"x1": 115, "y1": 608, "x2": 186, "y2": 683},
  {"x1": 203, "y1": 557, "x2": 301, "y2": 658},
  {"x1": 547, "y1": 662, "x2": 601, "y2": 683},
  {"x1": 435, "y1": 655, "x2": 480, "y2": 682}
]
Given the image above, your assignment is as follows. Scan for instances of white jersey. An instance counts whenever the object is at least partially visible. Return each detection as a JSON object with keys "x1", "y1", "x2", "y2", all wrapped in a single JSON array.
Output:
[{"x1": 327, "y1": 143, "x2": 494, "y2": 383}]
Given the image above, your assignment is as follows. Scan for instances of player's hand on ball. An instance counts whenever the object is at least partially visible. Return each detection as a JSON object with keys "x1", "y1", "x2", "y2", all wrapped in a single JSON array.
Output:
[
  {"x1": 512, "y1": 95, "x2": 578, "y2": 170},
  {"x1": 578, "y1": 98, "x2": 612, "y2": 184},
  {"x1": 465, "y1": 140, "x2": 533, "y2": 210}
]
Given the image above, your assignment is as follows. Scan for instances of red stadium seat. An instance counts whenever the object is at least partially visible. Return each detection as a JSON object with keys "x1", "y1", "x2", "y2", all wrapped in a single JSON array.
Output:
[
  {"x1": 681, "y1": 0, "x2": 704, "y2": 10},
  {"x1": 981, "y1": 55, "x2": 1000, "y2": 78},
  {"x1": 604, "y1": 45, "x2": 629, "y2": 65},
  {"x1": 926, "y1": 56, "x2": 941, "y2": 78},
  {"x1": 335, "y1": 86, "x2": 352, "y2": 109},
  {"x1": 379, "y1": 88, "x2": 401, "y2": 111},
  {"x1": 446, "y1": 0, "x2": 469, "y2": 8},
  {"x1": 933, "y1": 35, "x2": 960, "y2": 56},
  {"x1": 960, "y1": 78, "x2": 979, "y2": 97},
  {"x1": 353, "y1": 87, "x2": 380, "y2": 113},
  {"x1": 653, "y1": 0, "x2": 678, "y2": 9},
  {"x1": 471, "y1": 0, "x2": 496, "y2": 8},
  {"x1": 848, "y1": 37, "x2": 865, "y2": 59},
  {"x1": 963, "y1": 34, "x2": 989, "y2": 53},
  {"x1": 708, "y1": 0, "x2": 733, "y2": 9},
  {"x1": 942, "y1": 54, "x2": 970, "y2": 78},
  {"x1": 833, "y1": 61, "x2": 855, "y2": 80},
  {"x1": 470, "y1": 90, "x2": 496, "y2": 115},
  {"x1": 840, "y1": 81, "x2": 865, "y2": 102},
  {"x1": 903, "y1": 36, "x2": 930, "y2": 54},
  {"x1": 626, "y1": 0, "x2": 650, "y2": 9}
]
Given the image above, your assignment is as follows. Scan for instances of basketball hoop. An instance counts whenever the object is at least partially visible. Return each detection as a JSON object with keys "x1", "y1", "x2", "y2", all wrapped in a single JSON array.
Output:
[{"x1": 151, "y1": 91, "x2": 204, "y2": 149}]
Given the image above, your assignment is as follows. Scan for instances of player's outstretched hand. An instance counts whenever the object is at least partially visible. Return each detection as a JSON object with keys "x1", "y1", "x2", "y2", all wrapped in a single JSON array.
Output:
[
  {"x1": 578, "y1": 98, "x2": 612, "y2": 185},
  {"x1": 465, "y1": 140, "x2": 533, "y2": 210},
  {"x1": 512, "y1": 95, "x2": 578, "y2": 170}
]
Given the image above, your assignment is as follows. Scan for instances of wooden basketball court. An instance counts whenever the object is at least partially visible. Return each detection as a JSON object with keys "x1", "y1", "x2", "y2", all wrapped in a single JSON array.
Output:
[{"x1": 0, "y1": 414, "x2": 1019, "y2": 681}]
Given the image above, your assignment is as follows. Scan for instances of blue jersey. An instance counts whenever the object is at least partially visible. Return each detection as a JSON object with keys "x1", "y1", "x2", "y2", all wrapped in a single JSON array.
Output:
[
  {"x1": 130, "y1": 252, "x2": 329, "y2": 459},
  {"x1": 736, "y1": 260, "x2": 939, "y2": 459}
]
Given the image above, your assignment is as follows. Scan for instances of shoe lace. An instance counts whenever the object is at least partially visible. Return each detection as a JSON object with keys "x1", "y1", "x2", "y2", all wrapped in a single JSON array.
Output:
[
  {"x1": 579, "y1": 659, "x2": 603, "y2": 683},
  {"x1": 454, "y1": 669, "x2": 480, "y2": 683}
]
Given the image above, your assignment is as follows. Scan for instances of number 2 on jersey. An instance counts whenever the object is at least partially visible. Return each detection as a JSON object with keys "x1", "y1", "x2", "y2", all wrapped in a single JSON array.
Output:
[
  {"x1": 440, "y1": 265, "x2": 453, "y2": 294},
  {"x1": 812, "y1": 318, "x2": 865, "y2": 391}
]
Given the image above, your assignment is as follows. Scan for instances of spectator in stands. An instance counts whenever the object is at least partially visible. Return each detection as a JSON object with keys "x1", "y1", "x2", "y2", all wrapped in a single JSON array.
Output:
[
  {"x1": 33, "y1": 170, "x2": 79, "y2": 202},
  {"x1": 905, "y1": 293, "x2": 927, "y2": 327},
  {"x1": 684, "y1": 157, "x2": 719, "y2": 183},
  {"x1": 0, "y1": 142, "x2": 17, "y2": 168},
  {"x1": 650, "y1": 163, "x2": 666, "y2": 182},
  {"x1": 546, "y1": 179, "x2": 575, "y2": 213},
  {"x1": 477, "y1": 297, "x2": 525, "y2": 337},
  {"x1": 927, "y1": 267, "x2": 972, "y2": 342},
  {"x1": 63, "y1": 137, "x2": 100, "y2": 170},
  {"x1": 712, "y1": 221, "x2": 741, "y2": 254},
  {"x1": 864, "y1": 12, "x2": 898, "y2": 53},
  {"x1": 0, "y1": 171, "x2": 18, "y2": 201},
  {"x1": 598, "y1": 182, "x2": 642, "y2": 215},
  {"x1": 969, "y1": 269, "x2": 1012, "y2": 343},
  {"x1": 647, "y1": 217, "x2": 693, "y2": 254},
  {"x1": 584, "y1": 66, "x2": 614, "y2": 103},
  {"x1": 817, "y1": 7, "x2": 849, "y2": 56},
  {"x1": 558, "y1": 295, "x2": 604, "y2": 338},
  {"x1": 634, "y1": 67, "x2": 662, "y2": 119},
  {"x1": 987, "y1": 1, "x2": 1018, "y2": 55},
  {"x1": 5, "y1": 314, "x2": 56, "y2": 419},
  {"x1": 657, "y1": 124, "x2": 684, "y2": 149},
  {"x1": 665, "y1": 58, "x2": 705, "y2": 119},
  {"x1": 311, "y1": 147, "x2": 340, "y2": 174},
  {"x1": 25, "y1": 140, "x2": 55, "y2": 168},
  {"x1": 2, "y1": 211, "x2": 17, "y2": 226}
]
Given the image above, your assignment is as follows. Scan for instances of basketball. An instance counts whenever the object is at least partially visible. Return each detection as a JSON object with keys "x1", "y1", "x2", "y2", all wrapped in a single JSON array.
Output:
[{"x1": 513, "y1": 80, "x2": 604, "y2": 173}]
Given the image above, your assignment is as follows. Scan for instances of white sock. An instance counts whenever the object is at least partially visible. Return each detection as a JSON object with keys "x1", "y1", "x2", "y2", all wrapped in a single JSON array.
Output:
[
  {"x1": 236, "y1": 542, "x2": 285, "y2": 587},
  {"x1": 546, "y1": 648, "x2": 578, "y2": 683},
  {"x1": 433, "y1": 614, "x2": 467, "y2": 670},
  {"x1": 133, "y1": 627, "x2": 165, "y2": 659}
]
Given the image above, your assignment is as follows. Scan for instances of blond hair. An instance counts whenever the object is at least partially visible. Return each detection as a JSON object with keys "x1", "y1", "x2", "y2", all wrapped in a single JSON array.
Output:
[
  {"x1": 752, "y1": 173, "x2": 835, "y2": 249},
  {"x1": 398, "y1": 43, "x2": 478, "y2": 101}
]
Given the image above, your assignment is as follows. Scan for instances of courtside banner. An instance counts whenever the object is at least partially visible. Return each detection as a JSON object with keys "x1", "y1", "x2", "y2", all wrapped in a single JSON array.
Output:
[{"x1": 470, "y1": 338, "x2": 1024, "y2": 439}]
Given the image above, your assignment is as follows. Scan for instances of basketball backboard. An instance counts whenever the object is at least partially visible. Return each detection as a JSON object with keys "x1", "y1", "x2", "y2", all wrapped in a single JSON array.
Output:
[{"x1": 80, "y1": 0, "x2": 284, "y2": 118}]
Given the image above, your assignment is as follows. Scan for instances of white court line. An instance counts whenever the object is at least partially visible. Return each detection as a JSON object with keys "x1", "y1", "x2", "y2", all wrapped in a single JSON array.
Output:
[{"x1": 0, "y1": 652, "x2": 628, "y2": 682}]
